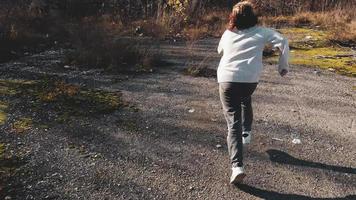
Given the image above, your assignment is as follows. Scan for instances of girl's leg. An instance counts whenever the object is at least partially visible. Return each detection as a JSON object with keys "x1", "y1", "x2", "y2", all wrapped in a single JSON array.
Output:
[
  {"x1": 219, "y1": 82, "x2": 258, "y2": 167},
  {"x1": 241, "y1": 84, "x2": 257, "y2": 132},
  {"x1": 219, "y1": 83, "x2": 243, "y2": 167},
  {"x1": 241, "y1": 96, "x2": 253, "y2": 132}
]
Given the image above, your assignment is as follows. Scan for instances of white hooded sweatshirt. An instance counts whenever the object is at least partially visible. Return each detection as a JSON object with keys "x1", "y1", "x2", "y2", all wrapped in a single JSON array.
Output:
[{"x1": 217, "y1": 26, "x2": 289, "y2": 83}]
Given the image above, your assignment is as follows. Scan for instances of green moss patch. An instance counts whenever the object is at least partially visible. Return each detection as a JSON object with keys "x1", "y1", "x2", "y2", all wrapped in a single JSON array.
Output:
[
  {"x1": 290, "y1": 47, "x2": 356, "y2": 76},
  {"x1": 0, "y1": 80, "x2": 35, "y2": 96},
  {"x1": 266, "y1": 27, "x2": 356, "y2": 76},
  {"x1": 0, "y1": 101, "x2": 8, "y2": 125},
  {"x1": 280, "y1": 28, "x2": 329, "y2": 41},
  {"x1": 12, "y1": 117, "x2": 33, "y2": 134},
  {"x1": 0, "y1": 143, "x2": 5, "y2": 159},
  {"x1": 0, "y1": 78, "x2": 125, "y2": 127},
  {"x1": 29, "y1": 80, "x2": 125, "y2": 117}
]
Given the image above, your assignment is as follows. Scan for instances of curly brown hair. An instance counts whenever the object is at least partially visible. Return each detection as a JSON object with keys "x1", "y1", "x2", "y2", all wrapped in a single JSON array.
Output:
[{"x1": 228, "y1": 1, "x2": 258, "y2": 31}]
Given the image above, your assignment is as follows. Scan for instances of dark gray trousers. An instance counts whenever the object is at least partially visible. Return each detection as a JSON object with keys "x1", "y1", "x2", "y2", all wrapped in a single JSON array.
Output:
[{"x1": 219, "y1": 82, "x2": 258, "y2": 167}]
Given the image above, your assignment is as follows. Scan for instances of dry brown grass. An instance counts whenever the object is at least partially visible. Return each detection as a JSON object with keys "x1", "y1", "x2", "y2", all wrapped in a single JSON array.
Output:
[
  {"x1": 260, "y1": 10, "x2": 356, "y2": 45},
  {"x1": 65, "y1": 22, "x2": 163, "y2": 73},
  {"x1": 131, "y1": 19, "x2": 168, "y2": 39}
]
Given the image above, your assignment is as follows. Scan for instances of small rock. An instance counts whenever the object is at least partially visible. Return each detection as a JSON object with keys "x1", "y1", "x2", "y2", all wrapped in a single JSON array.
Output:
[
  {"x1": 291, "y1": 109, "x2": 297, "y2": 113},
  {"x1": 292, "y1": 138, "x2": 302, "y2": 144},
  {"x1": 216, "y1": 144, "x2": 222, "y2": 148},
  {"x1": 189, "y1": 186, "x2": 195, "y2": 191}
]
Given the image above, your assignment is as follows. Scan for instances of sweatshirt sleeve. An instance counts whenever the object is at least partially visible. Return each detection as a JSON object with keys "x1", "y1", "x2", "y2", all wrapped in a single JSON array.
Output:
[{"x1": 265, "y1": 29, "x2": 290, "y2": 73}]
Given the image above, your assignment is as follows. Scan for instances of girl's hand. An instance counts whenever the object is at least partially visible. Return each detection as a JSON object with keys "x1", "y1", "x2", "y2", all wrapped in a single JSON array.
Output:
[{"x1": 279, "y1": 69, "x2": 288, "y2": 77}]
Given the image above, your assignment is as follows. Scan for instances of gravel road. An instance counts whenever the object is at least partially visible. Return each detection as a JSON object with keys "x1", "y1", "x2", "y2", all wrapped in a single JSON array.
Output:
[{"x1": 0, "y1": 39, "x2": 355, "y2": 200}]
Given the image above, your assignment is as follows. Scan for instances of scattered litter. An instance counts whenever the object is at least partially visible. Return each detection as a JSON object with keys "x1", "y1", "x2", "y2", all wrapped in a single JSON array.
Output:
[
  {"x1": 292, "y1": 138, "x2": 302, "y2": 144},
  {"x1": 313, "y1": 70, "x2": 321, "y2": 75},
  {"x1": 189, "y1": 186, "x2": 195, "y2": 191},
  {"x1": 188, "y1": 108, "x2": 195, "y2": 113},
  {"x1": 328, "y1": 68, "x2": 336, "y2": 72},
  {"x1": 211, "y1": 118, "x2": 218, "y2": 122},
  {"x1": 5, "y1": 196, "x2": 11, "y2": 200},
  {"x1": 216, "y1": 144, "x2": 222, "y2": 148},
  {"x1": 64, "y1": 65, "x2": 71, "y2": 69},
  {"x1": 272, "y1": 138, "x2": 284, "y2": 142},
  {"x1": 305, "y1": 35, "x2": 313, "y2": 40}
]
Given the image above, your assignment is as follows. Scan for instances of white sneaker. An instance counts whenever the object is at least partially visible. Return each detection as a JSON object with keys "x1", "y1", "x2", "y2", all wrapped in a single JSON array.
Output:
[
  {"x1": 242, "y1": 131, "x2": 251, "y2": 145},
  {"x1": 230, "y1": 166, "x2": 246, "y2": 184}
]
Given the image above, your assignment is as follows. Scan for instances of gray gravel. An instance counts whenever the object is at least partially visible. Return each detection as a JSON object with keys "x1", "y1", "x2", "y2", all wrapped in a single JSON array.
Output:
[{"x1": 0, "y1": 39, "x2": 355, "y2": 200}]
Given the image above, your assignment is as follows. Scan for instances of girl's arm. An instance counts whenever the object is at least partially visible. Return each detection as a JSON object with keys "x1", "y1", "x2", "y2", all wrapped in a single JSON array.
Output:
[{"x1": 265, "y1": 29, "x2": 290, "y2": 75}]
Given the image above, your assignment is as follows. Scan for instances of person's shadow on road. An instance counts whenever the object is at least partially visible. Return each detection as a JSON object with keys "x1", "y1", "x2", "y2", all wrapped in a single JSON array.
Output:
[
  {"x1": 266, "y1": 149, "x2": 356, "y2": 174},
  {"x1": 234, "y1": 149, "x2": 356, "y2": 199},
  {"x1": 235, "y1": 184, "x2": 356, "y2": 200}
]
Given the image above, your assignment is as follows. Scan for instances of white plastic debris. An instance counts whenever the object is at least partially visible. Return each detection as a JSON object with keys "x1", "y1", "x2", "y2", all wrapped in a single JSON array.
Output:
[
  {"x1": 328, "y1": 68, "x2": 336, "y2": 72},
  {"x1": 292, "y1": 139, "x2": 302, "y2": 144},
  {"x1": 64, "y1": 65, "x2": 71, "y2": 69},
  {"x1": 188, "y1": 108, "x2": 195, "y2": 113},
  {"x1": 216, "y1": 144, "x2": 222, "y2": 148},
  {"x1": 305, "y1": 35, "x2": 313, "y2": 40},
  {"x1": 272, "y1": 138, "x2": 284, "y2": 142}
]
